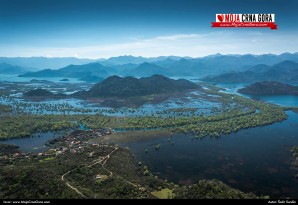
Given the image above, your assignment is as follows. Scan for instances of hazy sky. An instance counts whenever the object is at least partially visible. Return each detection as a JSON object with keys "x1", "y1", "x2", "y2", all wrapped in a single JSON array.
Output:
[{"x1": 0, "y1": 0, "x2": 297, "y2": 59}]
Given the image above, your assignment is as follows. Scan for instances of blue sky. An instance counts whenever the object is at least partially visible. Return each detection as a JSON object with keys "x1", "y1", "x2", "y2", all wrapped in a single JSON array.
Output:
[{"x1": 0, "y1": 0, "x2": 297, "y2": 58}]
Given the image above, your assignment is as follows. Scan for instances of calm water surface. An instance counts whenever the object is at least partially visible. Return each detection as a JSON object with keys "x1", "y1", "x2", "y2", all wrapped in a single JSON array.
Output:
[
  {"x1": 0, "y1": 132, "x2": 63, "y2": 152},
  {"x1": 216, "y1": 82, "x2": 298, "y2": 107},
  {"x1": 1, "y1": 78, "x2": 298, "y2": 197},
  {"x1": 120, "y1": 111, "x2": 298, "y2": 198}
]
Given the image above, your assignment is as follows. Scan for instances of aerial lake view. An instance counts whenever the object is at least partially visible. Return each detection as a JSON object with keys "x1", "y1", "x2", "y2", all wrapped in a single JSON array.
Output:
[
  {"x1": 1, "y1": 73, "x2": 297, "y2": 199},
  {"x1": 0, "y1": 0, "x2": 298, "y2": 202}
]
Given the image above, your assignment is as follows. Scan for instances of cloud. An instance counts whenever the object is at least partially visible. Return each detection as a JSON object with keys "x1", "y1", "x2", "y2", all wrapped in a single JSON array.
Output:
[
  {"x1": 0, "y1": 31, "x2": 297, "y2": 58},
  {"x1": 155, "y1": 34, "x2": 202, "y2": 41}
]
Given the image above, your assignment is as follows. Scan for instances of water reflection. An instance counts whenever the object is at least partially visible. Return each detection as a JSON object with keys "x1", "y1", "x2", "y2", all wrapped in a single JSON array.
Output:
[{"x1": 120, "y1": 111, "x2": 298, "y2": 198}]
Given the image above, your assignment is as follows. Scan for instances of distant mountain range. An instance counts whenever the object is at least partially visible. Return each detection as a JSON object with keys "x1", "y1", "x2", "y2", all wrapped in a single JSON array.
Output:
[
  {"x1": 1, "y1": 53, "x2": 298, "y2": 80},
  {"x1": 124, "y1": 62, "x2": 173, "y2": 77},
  {"x1": 97, "y1": 55, "x2": 185, "y2": 65},
  {"x1": 0, "y1": 63, "x2": 30, "y2": 74},
  {"x1": 238, "y1": 81, "x2": 298, "y2": 95},
  {"x1": 202, "y1": 60, "x2": 298, "y2": 83},
  {"x1": 0, "y1": 57, "x2": 94, "y2": 70},
  {"x1": 19, "y1": 63, "x2": 114, "y2": 79}
]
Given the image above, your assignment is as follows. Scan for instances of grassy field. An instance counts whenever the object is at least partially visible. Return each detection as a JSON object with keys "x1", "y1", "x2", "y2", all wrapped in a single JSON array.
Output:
[{"x1": 151, "y1": 188, "x2": 174, "y2": 199}]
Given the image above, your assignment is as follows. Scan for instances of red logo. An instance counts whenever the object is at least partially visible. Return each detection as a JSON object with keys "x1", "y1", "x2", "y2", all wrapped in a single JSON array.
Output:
[
  {"x1": 217, "y1": 14, "x2": 224, "y2": 22},
  {"x1": 212, "y1": 14, "x2": 277, "y2": 30}
]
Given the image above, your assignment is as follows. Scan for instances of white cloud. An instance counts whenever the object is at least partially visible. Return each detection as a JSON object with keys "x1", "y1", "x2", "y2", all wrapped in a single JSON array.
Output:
[
  {"x1": 155, "y1": 34, "x2": 202, "y2": 41},
  {"x1": 0, "y1": 31, "x2": 297, "y2": 58}
]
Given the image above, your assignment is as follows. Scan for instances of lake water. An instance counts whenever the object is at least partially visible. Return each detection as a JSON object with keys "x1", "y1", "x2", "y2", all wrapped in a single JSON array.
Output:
[
  {"x1": 120, "y1": 111, "x2": 298, "y2": 198},
  {"x1": 0, "y1": 74, "x2": 83, "y2": 83},
  {"x1": 0, "y1": 90, "x2": 221, "y2": 116},
  {"x1": 0, "y1": 90, "x2": 221, "y2": 151},
  {"x1": 0, "y1": 132, "x2": 63, "y2": 153},
  {"x1": 216, "y1": 82, "x2": 298, "y2": 107},
  {"x1": 1, "y1": 77, "x2": 298, "y2": 197}
]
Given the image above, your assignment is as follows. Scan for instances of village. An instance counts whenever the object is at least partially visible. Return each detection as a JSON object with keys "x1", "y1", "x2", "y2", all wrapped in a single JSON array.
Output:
[{"x1": 0, "y1": 128, "x2": 113, "y2": 164}]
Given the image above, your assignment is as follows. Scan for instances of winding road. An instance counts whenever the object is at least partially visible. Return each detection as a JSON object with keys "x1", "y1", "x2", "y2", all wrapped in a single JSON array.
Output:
[
  {"x1": 61, "y1": 170, "x2": 87, "y2": 198},
  {"x1": 61, "y1": 145, "x2": 156, "y2": 198},
  {"x1": 61, "y1": 146, "x2": 118, "y2": 198}
]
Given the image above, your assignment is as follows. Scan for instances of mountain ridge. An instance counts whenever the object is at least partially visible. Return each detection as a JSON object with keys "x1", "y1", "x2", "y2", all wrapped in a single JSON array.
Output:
[
  {"x1": 4, "y1": 52, "x2": 298, "y2": 79},
  {"x1": 238, "y1": 81, "x2": 298, "y2": 95},
  {"x1": 0, "y1": 63, "x2": 29, "y2": 74},
  {"x1": 80, "y1": 74, "x2": 200, "y2": 97},
  {"x1": 19, "y1": 63, "x2": 113, "y2": 78},
  {"x1": 202, "y1": 60, "x2": 298, "y2": 83}
]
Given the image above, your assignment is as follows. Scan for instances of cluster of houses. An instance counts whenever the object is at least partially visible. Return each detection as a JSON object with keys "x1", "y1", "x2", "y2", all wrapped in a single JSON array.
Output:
[
  {"x1": 0, "y1": 152, "x2": 31, "y2": 161},
  {"x1": 47, "y1": 128, "x2": 113, "y2": 154},
  {"x1": 0, "y1": 128, "x2": 113, "y2": 163}
]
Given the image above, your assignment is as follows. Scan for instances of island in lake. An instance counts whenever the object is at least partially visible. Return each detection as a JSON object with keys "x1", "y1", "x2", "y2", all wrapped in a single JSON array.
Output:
[
  {"x1": 24, "y1": 75, "x2": 201, "y2": 107},
  {"x1": 24, "y1": 88, "x2": 66, "y2": 98},
  {"x1": 77, "y1": 74, "x2": 200, "y2": 97},
  {"x1": 238, "y1": 81, "x2": 298, "y2": 96}
]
